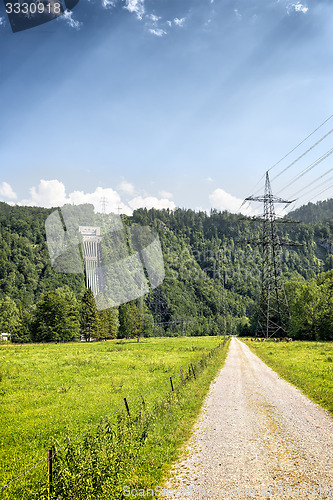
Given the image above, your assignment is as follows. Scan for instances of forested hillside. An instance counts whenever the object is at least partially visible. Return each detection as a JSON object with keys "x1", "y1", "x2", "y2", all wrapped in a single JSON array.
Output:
[
  {"x1": 288, "y1": 199, "x2": 333, "y2": 224},
  {"x1": 0, "y1": 200, "x2": 332, "y2": 342}
]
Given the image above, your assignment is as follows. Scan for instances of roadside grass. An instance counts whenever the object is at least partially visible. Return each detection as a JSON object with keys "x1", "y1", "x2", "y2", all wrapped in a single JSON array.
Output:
[
  {"x1": 0, "y1": 336, "x2": 230, "y2": 499},
  {"x1": 244, "y1": 339, "x2": 333, "y2": 415}
]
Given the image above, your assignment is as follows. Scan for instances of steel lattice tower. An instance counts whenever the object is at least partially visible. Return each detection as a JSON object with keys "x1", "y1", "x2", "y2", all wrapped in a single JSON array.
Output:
[{"x1": 245, "y1": 172, "x2": 296, "y2": 338}]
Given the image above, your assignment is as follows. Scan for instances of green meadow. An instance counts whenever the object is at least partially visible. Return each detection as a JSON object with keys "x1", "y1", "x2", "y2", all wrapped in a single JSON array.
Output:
[
  {"x1": 245, "y1": 340, "x2": 333, "y2": 415},
  {"x1": 0, "y1": 336, "x2": 230, "y2": 499}
]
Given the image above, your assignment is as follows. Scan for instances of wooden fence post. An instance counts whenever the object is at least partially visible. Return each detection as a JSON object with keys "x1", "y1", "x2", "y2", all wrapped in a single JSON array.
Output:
[
  {"x1": 170, "y1": 376, "x2": 174, "y2": 392},
  {"x1": 180, "y1": 367, "x2": 186, "y2": 387},
  {"x1": 48, "y1": 449, "x2": 53, "y2": 496},
  {"x1": 124, "y1": 398, "x2": 131, "y2": 418}
]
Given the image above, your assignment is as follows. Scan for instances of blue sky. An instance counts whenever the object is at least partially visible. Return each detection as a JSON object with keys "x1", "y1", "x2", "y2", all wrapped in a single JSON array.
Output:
[{"x1": 0, "y1": 0, "x2": 333, "y2": 215}]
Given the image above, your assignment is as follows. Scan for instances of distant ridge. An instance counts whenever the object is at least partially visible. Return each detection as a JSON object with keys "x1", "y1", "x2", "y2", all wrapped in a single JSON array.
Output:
[{"x1": 288, "y1": 198, "x2": 333, "y2": 224}]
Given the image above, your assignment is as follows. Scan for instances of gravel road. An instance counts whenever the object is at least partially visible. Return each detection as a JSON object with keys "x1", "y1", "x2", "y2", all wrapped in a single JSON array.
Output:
[{"x1": 162, "y1": 337, "x2": 333, "y2": 499}]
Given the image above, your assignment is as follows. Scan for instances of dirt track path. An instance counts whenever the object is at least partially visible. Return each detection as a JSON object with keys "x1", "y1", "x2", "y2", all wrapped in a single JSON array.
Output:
[{"x1": 163, "y1": 337, "x2": 333, "y2": 499}]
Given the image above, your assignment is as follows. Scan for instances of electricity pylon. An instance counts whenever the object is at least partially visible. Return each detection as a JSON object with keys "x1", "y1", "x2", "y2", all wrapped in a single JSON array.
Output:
[{"x1": 245, "y1": 172, "x2": 298, "y2": 338}]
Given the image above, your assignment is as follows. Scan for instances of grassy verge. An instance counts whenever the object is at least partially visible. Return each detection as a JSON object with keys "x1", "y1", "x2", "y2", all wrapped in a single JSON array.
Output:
[
  {"x1": 0, "y1": 336, "x2": 230, "y2": 499},
  {"x1": 244, "y1": 339, "x2": 333, "y2": 415}
]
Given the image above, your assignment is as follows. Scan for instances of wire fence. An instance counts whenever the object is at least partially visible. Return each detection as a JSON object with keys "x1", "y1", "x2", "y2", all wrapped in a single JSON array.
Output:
[{"x1": 0, "y1": 337, "x2": 229, "y2": 497}]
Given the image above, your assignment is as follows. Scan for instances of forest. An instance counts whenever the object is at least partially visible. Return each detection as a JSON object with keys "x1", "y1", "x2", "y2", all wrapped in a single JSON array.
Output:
[{"x1": 0, "y1": 199, "x2": 332, "y2": 342}]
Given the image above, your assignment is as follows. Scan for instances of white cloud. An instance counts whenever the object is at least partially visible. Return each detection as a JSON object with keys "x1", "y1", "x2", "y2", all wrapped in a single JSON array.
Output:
[
  {"x1": 19, "y1": 179, "x2": 132, "y2": 214},
  {"x1": 124, "y1": 0, "x2": 145, "y2": 20},
  {"x1": 174, "y1": 17, "x2": 185, "y2": 27},
  {"x1": 16, "y1": 179, "x2": 177, "y2": 214},
  {"x1": 294, "y1": 3, "x2": 308, "y2": 13},
  {"x1": 149, "y1": 28, "x2": 167, "y2": 37},
  {"x1": 146, "y1": 13, "x2": 160, "y2": 23},
  {"x1": 21, "y1": 179, "x2": 68, "y2": 207},
  {"x1": 129, "y1": 196, "x2": 175, "y2": 211},
  {"x1": 159, "y1": 190, "x2": 173, "y2": 199},
  {"x1": 209, "y1": 188, "x2": 257, "y2": 215},
  {"x1": 102, "y1": 0, "x2": 115, "y2": 8},
  {"x1": 118, "y1": 181, "x2": 136, "y2": 195},
  {"x1": 288, "y1": 2, "x2": 308, "y2": 14},
  {"x1": 166, "y1": 17, "x2": 186, "y2": 28},
  {"x1": 61, "y1": 10, "x2": 82, "y2": 29},
  {"x1": 68, "y1": 186, "x2": 132, "y2": 214},
  {"x1": 234, "y1": 9, "x2": 242, "y2": 19},
  {"x1": 0, "y1": 182, "x2": 17, "y2": 200}
]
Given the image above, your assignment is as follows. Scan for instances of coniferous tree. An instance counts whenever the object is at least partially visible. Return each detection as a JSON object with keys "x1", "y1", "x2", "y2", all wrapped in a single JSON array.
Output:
[
  {"x1": 12, "y1": 303, "x2": 33, "y2": 343},
  {"x1": 118, "y1": 301, "x2": 142, "y2": 341},
  {"x1": 97, "y1": 309, "x2": 109, "y2": 340},
  {"x1": 81, "y1": 288, "x2": 99, "y2": 342},
  {"x1": 107, "y1": 307, "x2": 119, "y2": 339},
  {"x1": 32, "y1": 288, "x2": 80, "y2": 342},
  {"x1": 0, "y1": 201, "x2": 333, "y2": 342},
  {"x1": 0, "y1": 296, "x2": 21, "y2": 337}
]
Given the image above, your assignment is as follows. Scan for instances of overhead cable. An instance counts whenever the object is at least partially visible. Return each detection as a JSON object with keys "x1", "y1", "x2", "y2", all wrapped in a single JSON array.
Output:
[
  {"x1": 288, "y1": 168, "x2": 333, "y2": 199},
  {"x1": 268, "y1": 112, "x2": 333, "y2": 173},
  {"x1": 242, "y1": 113, "x2": 333, "y2": 205},
  {"x1": 307, "y1": 183, "x2": 333, "y2": 203},
  {"x1": 277, "y1": 147, "x2": 333, "y2": 195},
  {"x1": 271, "y1": 128, "x2": 333, "y2": 182}
]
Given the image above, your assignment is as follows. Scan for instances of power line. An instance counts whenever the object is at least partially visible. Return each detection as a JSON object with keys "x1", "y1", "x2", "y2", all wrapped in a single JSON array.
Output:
[
  {"x1": 241, "y1": 113, "x2": 333, "y2": 207},
  {"x1": 289, "y1": 169, "x2": 333, "y2": 199},
  {"x1": 100, "y1": 197, "x2": 108, "y2": 214},
  {"x1": 287, "y1": 181, "x2": 333, "y2": 213},
  {"x1": 271, "y1": 128, "x2": 333, "y2": 183},
  {"x1": 268, "y1": 112, "x2": 333, "y2": 173},
  {"x1": 307, "y1": 183, "x2": 333, "y2": 203},
  {"x1": 276, "y1": 147, "x2": 333, "y2": 196},
  {"x1": 245, "y1": 172, "x2": 297, "y2": 338}
]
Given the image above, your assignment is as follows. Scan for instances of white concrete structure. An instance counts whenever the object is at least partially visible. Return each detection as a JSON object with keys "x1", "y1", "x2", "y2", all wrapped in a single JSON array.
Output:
[
  {"x1": 0, "y1": 333, "x2": 11, "y2": 341},
  {"x1": 79, "y1": 226, "x2": 103, "y2": 295}
]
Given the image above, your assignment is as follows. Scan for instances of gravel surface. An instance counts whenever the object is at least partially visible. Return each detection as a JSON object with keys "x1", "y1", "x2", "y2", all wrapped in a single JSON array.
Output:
[{"x1": 162, "y1": 337, "x2": 333, "y2": 499}]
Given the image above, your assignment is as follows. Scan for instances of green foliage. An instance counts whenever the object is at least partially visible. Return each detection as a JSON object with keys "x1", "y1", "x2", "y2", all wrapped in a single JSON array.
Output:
[
  {"x1": 246, "y1": 340, "x2": 333, "y2": 415},
  {"x1": 0, "y1": 202, "x2": 85, "y2": 307},
  {"x1": 288, "y1": 199, "x2": 333, "y2": 224},
  {"x1": 0, "y1": 200, "x2": 332, "y2": 342},
  {"x1": 81, "y1": 289, "x2": 99, "y2": 341},
  {"x1": 97, "y1": 307, "x2": 119, "y2": 340},
  {"x1": 0, "y1": 296, "x2": 21, "y2": 335},
  {"x1": 51, "y1": 341, "x2": 230, "y2": 499},
  {"x1": 0, "y1": 337, "x2": 228, "y2": 498},
  {"x1": 119, "y1": 301, "x2": 142, "y2": 341},
  {"x1": 32, "y1": 287, "x2": 80, "y2": 342},
  {"x1": 286, "y1": 270, "x2": 333, "y2": 340},
  {"x1": 13, "y1": 303, "x2": 33, "y2": 343}
]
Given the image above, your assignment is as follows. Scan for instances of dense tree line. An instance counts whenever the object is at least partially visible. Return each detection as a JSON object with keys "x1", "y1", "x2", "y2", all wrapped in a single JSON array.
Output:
[
  {"x1": 288, "y1": 199, "x2": 333, "y2": 224},
  {"x1": 286, "y1": 270, "x2": 333, "y2": 341},
  {"x1": 0, "y1": 200, "x2": 332, "y2": 342},
  {"x1": 0, "y1": 287, "x2": 155, "y2": 343}
]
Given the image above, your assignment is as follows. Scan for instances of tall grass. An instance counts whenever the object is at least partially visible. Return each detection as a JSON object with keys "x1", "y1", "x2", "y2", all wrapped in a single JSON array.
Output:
[
  {"x1": 245, "y1": 340, "x2": 333, "y2": 415},
  {"x1": 0, "y1": 337, "x2": 230, "y2": 499}
]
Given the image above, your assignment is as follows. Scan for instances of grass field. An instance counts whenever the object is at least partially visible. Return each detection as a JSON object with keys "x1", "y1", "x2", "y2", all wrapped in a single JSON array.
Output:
[
  {"x1": 0, "y1": 336, "x2": 230, "y2": 499},
  {"x1": 244, "y1": 339, "x2": 333, "y2": 415}
]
